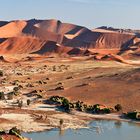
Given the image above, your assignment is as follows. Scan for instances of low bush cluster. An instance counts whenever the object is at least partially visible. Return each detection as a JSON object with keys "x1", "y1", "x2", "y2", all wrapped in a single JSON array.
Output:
[
  {"x1": 0, "y1": 127, "x2": 24, "y2": 140},
  {"x1": 126, "y1": 111, "x2": 140, "y2": 120},
  {"x1": 48, "y1": 96, "x2": 119, "y2": 114}
]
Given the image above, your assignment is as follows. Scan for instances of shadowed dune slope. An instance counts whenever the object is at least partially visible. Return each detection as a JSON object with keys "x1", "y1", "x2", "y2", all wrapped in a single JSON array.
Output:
[
  {"x1": 0, "y1": 21, "x2": 9, "y2": 27},
  {"x1": 33, "y1": 41, "x2": 90, "y2": 55},
  {"x1": 63, "y1": 30, "x2": 134, "y2": 49}
]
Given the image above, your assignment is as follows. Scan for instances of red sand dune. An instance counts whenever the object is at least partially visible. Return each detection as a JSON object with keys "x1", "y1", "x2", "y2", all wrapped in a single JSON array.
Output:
[
  {"x1": 0, "y1": 19, "x2": 139, "y2": 59},
  {"x1": 109, "y1": 54, "x2": 140, "y2": 65},
  {"x1": 0, "y1": 20, "x2": 27, "y2": 38},
  {"x1": 0, "y1": 36, "x2": 46, "y2": 54}
]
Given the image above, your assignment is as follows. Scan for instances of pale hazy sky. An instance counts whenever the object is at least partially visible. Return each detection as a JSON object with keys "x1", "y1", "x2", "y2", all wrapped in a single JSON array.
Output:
[{"x1": 0, "y1": 0, "x2": 140, "y2": 29}]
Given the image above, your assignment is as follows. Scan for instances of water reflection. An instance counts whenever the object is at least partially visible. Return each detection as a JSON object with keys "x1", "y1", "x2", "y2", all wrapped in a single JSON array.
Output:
[
  {"x1": 59, "y1": 129, "x2": 65, "y2": 136},
  {"x1": 114, "y1": 121, "x2": 122, "y2": 129}
]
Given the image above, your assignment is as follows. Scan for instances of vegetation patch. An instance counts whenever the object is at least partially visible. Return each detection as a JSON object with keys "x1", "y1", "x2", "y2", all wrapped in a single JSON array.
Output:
[
  {"x1": 48, "y1": 96, "x2": 119, "y2": 114},
  {"x1": 0, "y1": 127, "x2": 26, "y2": 140},
  {"x1": 126, "y1": 111, "x2": 140, "y2": 120}
]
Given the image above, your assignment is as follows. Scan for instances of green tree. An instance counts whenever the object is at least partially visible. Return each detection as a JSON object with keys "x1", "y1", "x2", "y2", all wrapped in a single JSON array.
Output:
[
  {"x1": 62, "y1": 98, "x2": 70, "y2": 111},
  {"x1": 60, "y1": 119, "x2": 64, "y2": 126},
  {"x1": 7, "y1": 92, "x2": 14, "y2": 100},
  {"x1": 9, "y1": 127, "x2": 21, "y2": 135},
  {"x1": 13, "y1": 86, "x2": 20, "y2": 92},
  {"x1": 27, "y1": 99, "x2": 31, "y2": 106},
  {"x1": 0, "y1": 137, "x2": 3, "y2": 140},
  {"x1": 115, "y1": 104, "x2": 122, "y2": 112},
  {"x1": 0, "y1": 70, "x2": 3, "y2": 77},
  {"x1": 0, "y1": 92, "x2": 5, "y2": 100},
  {"x1": 18, "y1": 100, "x2": 23, "y2": 109}
]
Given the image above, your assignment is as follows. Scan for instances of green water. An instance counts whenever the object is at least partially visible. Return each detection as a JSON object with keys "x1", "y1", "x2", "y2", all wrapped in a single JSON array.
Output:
[{"x1": 23, "y1": 120, "x2": 140, "y2": 140}]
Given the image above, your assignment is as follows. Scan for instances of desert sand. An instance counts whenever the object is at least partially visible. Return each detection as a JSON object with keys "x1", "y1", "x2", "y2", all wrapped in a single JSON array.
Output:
[
  {"x1": 0, "y1": 56, "x2": 139, "y2": 131},
  {"x1": 0, "y1": 19, "x2": 140, "y2": 140}
]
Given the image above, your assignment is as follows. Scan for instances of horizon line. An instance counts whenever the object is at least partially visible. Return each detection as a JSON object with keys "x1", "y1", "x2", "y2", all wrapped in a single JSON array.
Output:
[{"x1": 0, "y1": 18, "x2": 139, "y2": 30}]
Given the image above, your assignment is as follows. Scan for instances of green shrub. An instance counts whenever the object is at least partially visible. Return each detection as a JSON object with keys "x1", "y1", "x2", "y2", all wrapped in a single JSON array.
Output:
[
  {"x1": 9, "y1": 127, "x2": 23, "y2": 139},
  {"x1": 0, "y1": 92, "x2": 5, "y2": 100},
  {"x1": 60, "y1": 119, "x2": 64, "y2": 126},
  {"x1": 0, "y1": 70, "x2": 3, "y2": 77},
  {"x1": 0, "y1": 130, "x2": 6, "y2": 135},
  {"x1": 48, "y1": 96, "x2": 114, "y2": 114},
  {"x1": 9, "y1": 127, "x2": 21, "y2": 135},
  {"x1": 127, "y1": 112, "x2": 137, "y2": 119},
  {"x1": 12, "y1": 80, "x2": 19, "y2": 85},
  {"x1": 62, "y1": 98, "x2": 70, "y2": 111},
  {"x1": 18, "y1": 100, "x2": 23, "y2": 108},
  {"x1": 102, "y1": 108, "x2": 111, "y2": 114},
  {"x1": 115, "y1": 104, "x2": 122, "y2": 112},
  {"x1": 27, "y1": 99, "x2": 31, "y2": 106},
  {"x1": 0, "y1": 137, "x2": 3, "y2": 140},
  {"x1": 136, "y1": 112, "x2": 140, "y2": 119},
  {"x1": 126, "y1": 111, "x2": 140, "y2": 120},
  {"x1": 13, "y1": 86, "x2": 20, "y2": 92},
  {"x1": 7, "y1": 92, "x2": 14, "y2": 100}
]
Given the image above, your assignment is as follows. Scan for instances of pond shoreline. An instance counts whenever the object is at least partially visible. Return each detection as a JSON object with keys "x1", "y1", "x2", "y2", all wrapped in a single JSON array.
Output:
[
  {"x1": 23, "y1": 119, "x2": 140, "y2": 140},
  {"x1": 73, "y1": 110, "x2": 140, "y2": 124},
  {"x1": 0, "y1": 106, "x2": 140, "y2": 133}
]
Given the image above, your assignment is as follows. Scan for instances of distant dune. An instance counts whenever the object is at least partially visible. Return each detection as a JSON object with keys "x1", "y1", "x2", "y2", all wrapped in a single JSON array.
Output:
[
  {"x1": 0, "y1": 19, "x2": 139, "y2": 59},
  {"x1": 0, "y1": 20, "x2": 27, "y2": 38}
]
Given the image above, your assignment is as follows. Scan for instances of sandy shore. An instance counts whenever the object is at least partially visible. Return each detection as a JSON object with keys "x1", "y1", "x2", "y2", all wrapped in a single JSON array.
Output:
[
  {"x1": 0, "y1": 109, "x2": 89, "y2": 132},
  {"x1": 0, "y1": 105, "x2": 139, "y2": 133},
  {"x1": 73, "y1": 111, "x2": 140, "y2": 124},
  {"x1": 0, "y1": 60, "x2": 139, "y2": 133}
]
